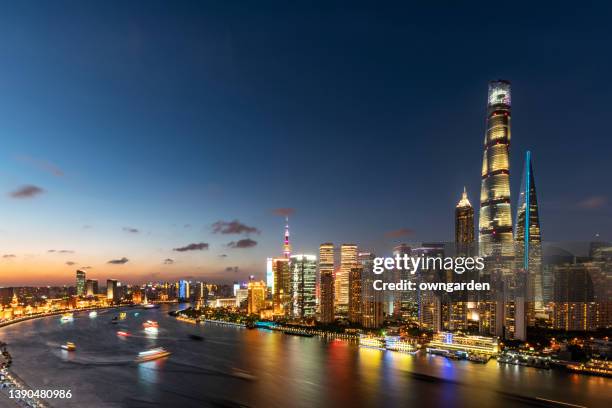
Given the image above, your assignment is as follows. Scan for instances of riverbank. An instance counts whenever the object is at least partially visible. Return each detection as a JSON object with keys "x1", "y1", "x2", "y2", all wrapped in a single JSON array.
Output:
[
  {"x1": 0, "y1": 305, "x2": 126, "y2": 330},
  {"x1": 0, "y1": 305, "x2": 129, "y2": 408}
]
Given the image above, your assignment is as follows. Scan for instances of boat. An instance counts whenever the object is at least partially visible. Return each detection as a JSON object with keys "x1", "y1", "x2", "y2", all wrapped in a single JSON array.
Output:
[
  {"x1": 143, "y1": 303, "x2": 158, "y2": 309},
  {"x1": 135, "y1": 347, "x2": 171, "y2": 362},
  {"x1": 61, "y1": 342, "x2": 76, "y2": 351},
  {"x1": 117, "y1": 331, "x2": 130, "y2": 337},
  {"x1": 143, "y1": 320, "x2": 158, "y2": 328},
  {"x1": 567, "y1": 359, "x2": 612, "y2": 377},
  {"x1": 283, "y1": 330, "x2": 314, "y2": 338},
  {"x1": 60, "y1": 313, "x2": 74, "y2": 322},
  {"x1": 89, "y1": 311, "x2": 98, "y2": 318},
  {"x1": 176, "y1": 316, "x2": 199, "y2": 324},
  {"x1": 359, "y1": 335, "x2": 385, "y2": 350},
  {"x1": 467, "y1": 354, "x2": 490, "y2": 363}
]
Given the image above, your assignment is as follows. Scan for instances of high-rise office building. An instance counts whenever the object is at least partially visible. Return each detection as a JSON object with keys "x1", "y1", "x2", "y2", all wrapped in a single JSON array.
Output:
[
  {"x1": 273, "y1": 258, "x2": 291, "y2": 315},
  {"x1": 290, "y1": 254, "x2": 317, "y2": 319},
  {"x1": 455, "y1": 187, "x2": 474, "y2": 249},
  {"x1": 247, "y1": 280, "x2": 267, "y2": 315},
  {"x1": 348, "y1": 264, "x2": 363, "y2": 324},
  {"x1": 178, "y1": 280, "x2": 190, "y2": 300},
  {"x1": 76, "y1": 270, "x2": 86, "y2": 296},
  {"x1": 413, "y1": 244, "x2": 444, "y2": 332},
  {"x1": 86, "y1": 279, "x2": 98, "y2": 297},
  {"x1": 479, "y1": 80, "x2": 513, "y2": 257},
  {"x1": 319, "y1": 243, "x2": 335, "y2": 323},
  {"x1": 106, "y1": 279, "x2": 119, "y2": 302},
  {"x1": 266, "y1": 257, "x2": 274, "y2": 293},
  {"x1": 514, "y1": 150, "x2": 543, "y2": 323},
  {"x1": 360, "y1": 252, "x2": 383, "y2": 328},
  {"x1": 336, "y1": 244, "x2": 357, "y2": 313}
]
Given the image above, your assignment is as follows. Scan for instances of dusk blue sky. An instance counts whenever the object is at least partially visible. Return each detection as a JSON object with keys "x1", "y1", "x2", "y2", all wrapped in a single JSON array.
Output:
[{"x1": 1, "y1": 2, "x2": 610, "y2": 285}]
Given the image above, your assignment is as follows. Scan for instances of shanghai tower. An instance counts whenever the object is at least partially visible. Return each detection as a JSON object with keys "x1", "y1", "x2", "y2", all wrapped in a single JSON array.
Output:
[{"x1": 479, "y1": 80, "x2": 514, "y2": 256}]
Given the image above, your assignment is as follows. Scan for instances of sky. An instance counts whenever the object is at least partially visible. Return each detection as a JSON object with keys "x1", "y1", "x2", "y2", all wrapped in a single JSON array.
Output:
[{"x1": 0, "y1": 1, "x2": 611, "y2": 285}]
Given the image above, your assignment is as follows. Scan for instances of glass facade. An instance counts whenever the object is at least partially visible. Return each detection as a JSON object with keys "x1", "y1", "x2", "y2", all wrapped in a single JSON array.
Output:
[
  {"x1": 290, "y1": 254, "x2": 317, "y2": 319},
  {"x1": 479, "y1": 80, "x2": 514, "y2": 257}
]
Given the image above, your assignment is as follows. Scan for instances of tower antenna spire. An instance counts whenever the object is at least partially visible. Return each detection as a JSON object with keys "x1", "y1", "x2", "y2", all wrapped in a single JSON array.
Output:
[{"x1": 283, "y1": 216, "x2": 291, "y2": 258}]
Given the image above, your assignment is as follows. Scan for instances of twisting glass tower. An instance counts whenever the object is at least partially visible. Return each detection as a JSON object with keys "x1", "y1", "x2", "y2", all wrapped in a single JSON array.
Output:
[{"x1": 479, "y1": 80, "x2": 514, "y2": 257}]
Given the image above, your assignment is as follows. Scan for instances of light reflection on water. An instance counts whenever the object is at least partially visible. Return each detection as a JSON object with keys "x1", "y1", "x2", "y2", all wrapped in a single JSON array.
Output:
[{"x1": 0, "y1": 306, "x2": 608, "y2": 408}]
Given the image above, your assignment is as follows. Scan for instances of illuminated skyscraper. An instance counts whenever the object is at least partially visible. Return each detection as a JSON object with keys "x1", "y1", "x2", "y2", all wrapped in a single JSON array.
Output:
[
  {"x1": 360, "y1": 252, "x2": 383, "y2": 328},
  {"x1": 86, "y1": 279, "x2": 98, "y2": 297},
  {"x1": 290, "y1": 254, "x2": 317, "y2": 319},
  {"x1": 455, "y1": 187, "x2": 474, "y2": 249},
  {"x1": 247, "y1": 280, "x2": 267, "y2": 315},
  {"x1": 336, "y1": 244, "x2": 357, "y2": 313},
  {"x1": 273, "y1": 258, "x2": 291, "y2": 315},
  {"x1": 514, "y1": 151, "x2": 543, "y2": 321},
  {"x1": 76, "y1": 270, "x2": 86, "y2": 296},
  {"x1": 479, "y1": 80, "x2": 513, "y2": 257},
  {"x1": 348, "y1": 263, "x2": 363, "y2": 324},
  {"x1": 106, "y1": 279, "x2": 118, "y2": 302},
  {"x1": 319, "y1": 243, "x2": 335, "y2": 323},
  {"x1": 178, "y1": 280, "x2": 190, "y2": 300},
  {"x1": 266, "y1": 257, "x2": 274, "y2": 292}
]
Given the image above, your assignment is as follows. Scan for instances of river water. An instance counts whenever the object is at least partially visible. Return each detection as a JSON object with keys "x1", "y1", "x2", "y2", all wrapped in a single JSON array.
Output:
[{"x1": 0, "y1": 305, "x2": 609, "y2": 407}]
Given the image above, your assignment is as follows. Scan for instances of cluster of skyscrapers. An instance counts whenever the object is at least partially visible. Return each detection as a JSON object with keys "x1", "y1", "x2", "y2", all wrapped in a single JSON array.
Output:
[{"x1": 259, "y1": 80, "x2": 610, "y2": 340}]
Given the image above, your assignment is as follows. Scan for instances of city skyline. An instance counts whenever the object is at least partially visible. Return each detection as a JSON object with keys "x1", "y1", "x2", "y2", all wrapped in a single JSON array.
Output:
[{"x1": 1, "y1": 2, "x2": 611, "y2": 286}]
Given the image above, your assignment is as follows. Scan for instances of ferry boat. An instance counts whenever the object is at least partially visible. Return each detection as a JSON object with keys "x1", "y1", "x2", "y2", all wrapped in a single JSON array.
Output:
[
  {"x1": 61, "y1": 342, "x2": 76, "y2": 351},
  {"x1": 567, "y1": 359, "x2": 612, "y2": 377},
  {"x1": 359, "y1": 335, "x2": 385, "y2": 350},
  {"x1": 60, "y1": 313, "x2": 74, "y2": 322},
  {"x1": 135, "y1": 347, "x2": 171, "y2": 363},
  {"x1": 88, "y1": 311, "x2": 98, "y2": 318},
  {"x1": 176, "y1": 315, "x2": 199, "y2": 324},
  {"x1": 384, "y1": 336, "x2": 418, "y2": 353},
  {"x1": 143, "y1": 320, "x2": 158, "y2": 328},
  {"x1": 467, "y1": 354, "x2": 490, "y2": 363}
]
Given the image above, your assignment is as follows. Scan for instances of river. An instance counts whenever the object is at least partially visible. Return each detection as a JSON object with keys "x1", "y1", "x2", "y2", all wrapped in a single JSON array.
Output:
[{"x1": 0, "y1": 305, "x2": 609, "y2": 407}]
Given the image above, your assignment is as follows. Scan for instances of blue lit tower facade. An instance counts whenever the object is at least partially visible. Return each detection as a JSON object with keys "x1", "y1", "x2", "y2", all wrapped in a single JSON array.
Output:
[
  {"x1": 514, "y1": 151, "x2": 543, "y2": 322},
  {"x1": 479, "y1": 80, "x2": 513, "y2": 257}
]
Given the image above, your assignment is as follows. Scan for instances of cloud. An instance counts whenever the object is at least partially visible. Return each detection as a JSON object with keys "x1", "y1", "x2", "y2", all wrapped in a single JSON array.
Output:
[
  {"x1": 107, "y1": 257, "x2": 129, "y2": 265},
  {"x1": 218, "y1": 254, "x2": 228, "y2": 258},
  {"x1": 212, "y1": 220, "x2": 259, "y2": 235},
  {"x1": 2, "y1": 254, "x2": 16, "y2": 258},
  {"x1": 82, "y1": 225, "x2": 93, "y2": 229},
  {"x1": 225, "y1": 266, "x2": 239, "y2": 273},
  {"x1": 65, "y1": 261, "x2": 77, "y2": 266},
  {"x1": 9, "y1": 185, "x2": 45, "y2": 199},
  {"x1": 384, "y1": 228, "x2": 415, "y2": 238},
  {"x1": 272, "y1": 208, "x2": 295, "y2": 217},
  {"x1": 184, "y1": 224, "x2": 192, "y2": 229},
  {"x1": 122, "y1": 227, "x2": 140, "y2": 234},
  {"x1": 16, "y1": 155, "x2": 64, "y2": 177},
  {"x1": 48, "y1": 249, "x2": 75, "y2": 254},
  {"x1": 578, "y1": 196, "x2": 607, "y2": 209},
  {"x1": 173, "y1": 242, "x2": 209, "y2": 252},
  {"x1": 227, "y1": 238, "x2": 257, "y2": 249},
  {"x1": 82, "y1": 266, "x2": 93, "y2": 270},
  {"x1": 163, "y1": 258, "x2": 175, "y2": 265}
]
